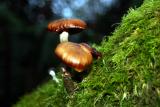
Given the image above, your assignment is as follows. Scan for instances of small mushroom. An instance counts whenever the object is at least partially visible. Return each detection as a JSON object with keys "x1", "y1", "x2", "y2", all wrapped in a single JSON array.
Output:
[
  {"x1": 48, "y1": 18, "x2": 87, "y2": 43},
  {"x1": 55, "y1": 42, "x2": 93, "y2": 72},
  {"x1": 55, "y1": 42, "x2": 102, "y2": 94}
]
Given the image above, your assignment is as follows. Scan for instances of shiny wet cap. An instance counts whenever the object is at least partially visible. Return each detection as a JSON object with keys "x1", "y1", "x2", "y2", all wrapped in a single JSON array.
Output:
[{"x1": 48, "y1": 18, "x2": 87, "y2": 34}]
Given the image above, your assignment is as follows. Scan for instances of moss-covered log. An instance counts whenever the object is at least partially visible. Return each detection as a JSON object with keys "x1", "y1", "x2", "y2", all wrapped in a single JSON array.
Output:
[{"x1": 14, "y1": 0, "x2": 160, "y2": 106}]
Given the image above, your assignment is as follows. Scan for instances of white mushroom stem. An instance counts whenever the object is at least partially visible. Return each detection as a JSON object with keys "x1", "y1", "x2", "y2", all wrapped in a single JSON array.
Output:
[{"x1": 60, "y1": 31, "x2": 69, "y2": 42}]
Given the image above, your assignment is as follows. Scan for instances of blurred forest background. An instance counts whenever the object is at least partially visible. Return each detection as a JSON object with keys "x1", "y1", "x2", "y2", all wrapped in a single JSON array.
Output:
[{"x1": 0, "y1": 0, "x2": 143, "y2": 106}]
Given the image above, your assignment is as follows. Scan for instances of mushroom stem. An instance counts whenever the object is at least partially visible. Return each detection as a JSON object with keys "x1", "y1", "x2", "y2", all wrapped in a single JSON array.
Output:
[
  {"x1": 61, "y1": 67, "x2": 77, "y2": 94},
  {"x1": 60, "y1": 31, "x2": 69, "y2": 42}
]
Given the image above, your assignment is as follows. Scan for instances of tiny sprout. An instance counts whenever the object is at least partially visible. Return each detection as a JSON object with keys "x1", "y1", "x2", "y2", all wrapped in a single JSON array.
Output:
[{"x1": 49, "y1": 68, "x2": 59, "y2": 83}]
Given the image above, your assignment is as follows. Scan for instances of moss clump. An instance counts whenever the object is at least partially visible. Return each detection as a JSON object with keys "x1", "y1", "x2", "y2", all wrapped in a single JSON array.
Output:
[
  {"x1": 14, "y1": 0, "x2": 160, "y2": 106},
  {"x1": 14, "y1": 79, "x2": 68, "y2": 107}
]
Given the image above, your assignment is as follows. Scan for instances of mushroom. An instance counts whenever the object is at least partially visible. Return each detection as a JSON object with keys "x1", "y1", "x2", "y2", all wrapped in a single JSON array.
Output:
[
  {"x1": 55, "y1": 42, "x2": 93, "y2": 72},
  {"x1": 48, "y1": 18, "x2": 87, "y2": 43},
  {"x1": 55, "y1": 42, "x2": 102, "y2": 93}
]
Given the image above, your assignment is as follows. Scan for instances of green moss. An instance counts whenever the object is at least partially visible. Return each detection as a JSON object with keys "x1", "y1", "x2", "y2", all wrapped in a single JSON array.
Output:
[
  {"x1": 14, "y1": 75, "x2": 68, "y2": 107},
  {"x1": 14, "y1": 0, "x2": 160, "y2": 106}
]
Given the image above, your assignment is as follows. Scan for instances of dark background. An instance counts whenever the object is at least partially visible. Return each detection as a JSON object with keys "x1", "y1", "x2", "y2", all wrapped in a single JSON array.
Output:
[{"x1": 0, "y1": 0, "x2": 143, "y2": 106}]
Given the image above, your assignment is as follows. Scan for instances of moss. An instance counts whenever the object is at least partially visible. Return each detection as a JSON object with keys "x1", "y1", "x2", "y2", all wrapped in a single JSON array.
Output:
[
  {"x1": 14, "y1": 0, "x2": 160, "y2": 106},
  {"x1": 14, "y1": 78, "x2": 68, "y2": 107}
]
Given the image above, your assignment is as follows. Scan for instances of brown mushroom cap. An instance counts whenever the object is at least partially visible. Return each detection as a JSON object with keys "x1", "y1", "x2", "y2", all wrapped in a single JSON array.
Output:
[
  {"x1": 48, "y1": 18, "x2": 87, "y2": 34},
  {"x1": 55, "y1": 42, "x2": 92, "y2": 72}
]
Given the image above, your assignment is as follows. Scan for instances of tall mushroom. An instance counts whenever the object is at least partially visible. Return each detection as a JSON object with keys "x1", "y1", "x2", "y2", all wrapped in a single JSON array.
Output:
[{"x1": 48, "y1": 18, "x2": 87, "y2": 43}]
